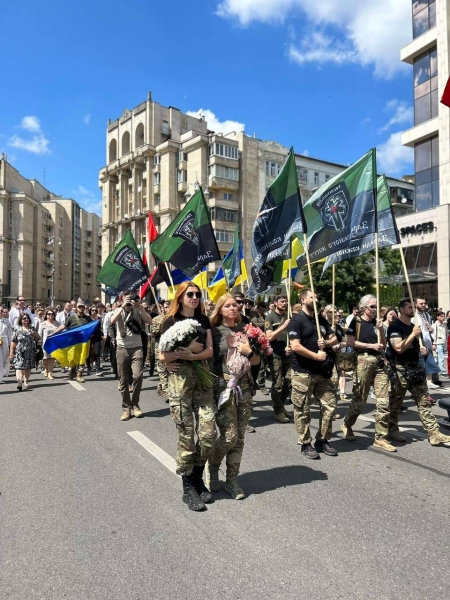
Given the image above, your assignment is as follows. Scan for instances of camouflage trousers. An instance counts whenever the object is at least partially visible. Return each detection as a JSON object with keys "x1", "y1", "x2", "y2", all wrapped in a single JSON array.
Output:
[
  {"x1": 389, "y1": 365, "x2": 438, "y2": 434},
  {"x1": 154, "y1": 342, "x2": 168, "y2": 398},
  {"x1": 271, "y1": 357, "x2": 292, "y2": 414},
  {"x1": 168, "y1": 363, "x2": 216, "y2": 476},
  {"x1": 292, "y1": 371, "x2": 337, "y2": 445},
  {"x1": 344, "y1": 354, "x2": 390, "y2": 439},
  {"x1": 209, "y1": 375, "x2": 252, "y2": 480}
]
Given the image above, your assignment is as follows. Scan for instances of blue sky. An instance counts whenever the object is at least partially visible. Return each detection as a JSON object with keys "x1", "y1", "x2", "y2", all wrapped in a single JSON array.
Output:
[{"x1": 0, "y1": 0, "x2": 414, "y2": 215}]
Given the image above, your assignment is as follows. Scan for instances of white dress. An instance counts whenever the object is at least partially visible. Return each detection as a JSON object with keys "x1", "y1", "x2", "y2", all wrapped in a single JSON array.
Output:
[{"x1": 0, "y1": 318, "x2": 12, "y2": 382}]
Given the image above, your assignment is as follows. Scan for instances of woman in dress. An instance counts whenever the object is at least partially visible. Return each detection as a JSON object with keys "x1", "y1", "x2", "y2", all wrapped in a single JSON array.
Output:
[
  {"x1": 207, "y1": 294, "x2": 260, "y2": 500},
  {"x1": 160, "y1": 281, "x2": 215, "y2": 512},
  {"x1": 86, "y1": 306, "x2": 103, "y2": 376},
  {"x1": 38, "y1": 308, "x2": 58, "y2": 380},
  {"x1": 10, "y1": 313, "x2": 40, "y2": 390}
]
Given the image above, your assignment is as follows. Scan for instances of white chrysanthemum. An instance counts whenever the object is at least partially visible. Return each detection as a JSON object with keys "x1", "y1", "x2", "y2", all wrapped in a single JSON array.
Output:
[{"x1": 159, "y1": 319, "x2": 201, "y2": 351}]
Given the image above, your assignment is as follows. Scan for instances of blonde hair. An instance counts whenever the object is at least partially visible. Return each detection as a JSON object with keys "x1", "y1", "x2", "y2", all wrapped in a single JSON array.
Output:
[{"x1": 209, "y1": 294, "x2": 242, "y2": 327}]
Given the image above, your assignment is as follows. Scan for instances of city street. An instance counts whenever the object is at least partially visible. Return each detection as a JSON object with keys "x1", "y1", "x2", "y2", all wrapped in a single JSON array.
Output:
[{"x1": 1, "y1": 368, "x2": 450, "y2": 600}]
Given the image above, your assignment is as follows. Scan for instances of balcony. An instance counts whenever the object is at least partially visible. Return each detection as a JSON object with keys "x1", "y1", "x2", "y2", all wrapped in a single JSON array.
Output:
[
  {"x1": 208, "y1": 175, "x2": 239, "y2": 192},
  {"x1": 177, "y1": 181, "x2": 188, "y2": 194},
  {"x1": 208, "y1": 196, "x2": 239, "y2": 211}
]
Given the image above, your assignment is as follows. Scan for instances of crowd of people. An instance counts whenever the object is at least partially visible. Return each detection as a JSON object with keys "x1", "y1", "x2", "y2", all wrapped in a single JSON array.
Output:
[{"x1": 3, "y1": 287, "x2": 450, "y2": 513}]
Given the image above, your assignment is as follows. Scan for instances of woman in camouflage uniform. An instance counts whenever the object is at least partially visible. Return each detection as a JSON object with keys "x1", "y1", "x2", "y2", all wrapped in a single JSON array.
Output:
[
  {"x1": 206, "y1": 294, "x2": 260, "y2": 500},
  {"x1": 160, "y1": 282, "x2": 216, "y2": 512}
]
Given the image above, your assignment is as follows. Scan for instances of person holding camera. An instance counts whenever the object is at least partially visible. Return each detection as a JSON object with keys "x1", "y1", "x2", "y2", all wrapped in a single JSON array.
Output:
[
  {"x1": 288, "y1": 289, "x2": 338, "y2": 460},
  {"x1": 110, "y1": 291, "x2": 152, "y2": 421},
  {"x1": 341, "y1": 294, "x2": 394, "y2": 451},
  {"x1": 387, "y1": 297, "x2": 450, "y2": 448}
]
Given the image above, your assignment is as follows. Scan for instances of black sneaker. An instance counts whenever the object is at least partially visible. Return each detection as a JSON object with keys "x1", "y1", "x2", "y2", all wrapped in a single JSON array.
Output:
[
  {"x1": 315, "y1": 440, "x2": 338, "y2": 456},
  {"x1": 301, "y1": 443, "x2": 320, "y2": 460}
]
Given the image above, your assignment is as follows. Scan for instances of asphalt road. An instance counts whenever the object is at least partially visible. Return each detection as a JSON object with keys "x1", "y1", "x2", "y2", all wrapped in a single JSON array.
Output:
[{"x1": 1, "y1": 366, "x2": 450, "y2": 600}]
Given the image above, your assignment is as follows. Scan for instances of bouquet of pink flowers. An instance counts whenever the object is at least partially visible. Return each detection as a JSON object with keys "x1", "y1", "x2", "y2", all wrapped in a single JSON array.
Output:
[
  {"x1": 218, "y1": 332, "x2": 252, "y2": 408},
  {"x1": 243, "y1": 324, "x2": 273, "y2": 356}
]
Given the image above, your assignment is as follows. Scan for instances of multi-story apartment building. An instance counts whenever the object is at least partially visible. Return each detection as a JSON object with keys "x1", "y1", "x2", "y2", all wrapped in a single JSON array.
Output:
[
  {"x1": 0, "y1": 155, "x2": 102, "y2": 306},
  {"x1": 99, "y1": 93, "x2": 414, "y2": 295},
  {"x1": 398, "y1": 0, "x2": 449, "y2": 308}
]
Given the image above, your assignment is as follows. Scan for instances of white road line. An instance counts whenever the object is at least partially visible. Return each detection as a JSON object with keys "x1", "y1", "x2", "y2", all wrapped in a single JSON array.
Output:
[
  {"x1": 358, "y1": 415, "x2": 428, "y2": 439},
  {"x1": 128, "y1": 431, "x2": 178, "y2": 475},
  {"x1": 68, "y1": 380, "x2": 86, "y2": 391}
]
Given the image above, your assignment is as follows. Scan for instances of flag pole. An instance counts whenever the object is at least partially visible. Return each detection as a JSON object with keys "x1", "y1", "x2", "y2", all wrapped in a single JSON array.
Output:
[
  {"x1": 164, "y1": 262, "x2": 176, "y2": 295},
  {"x1": 398, "y1": 244, "x2": 423, "y2": 348},
  {"x1": 332, "y1": 264, "x2": 336, "y2": 329},
  {"x1": 374, "y1": 232, "x2": 381, "y2": 342},
  {"x1": 303, "y1": 233, "x2": 322, "y2": 339},
  {"x1": 151, "y1": 284, "x2": 161, "y2": 314}
]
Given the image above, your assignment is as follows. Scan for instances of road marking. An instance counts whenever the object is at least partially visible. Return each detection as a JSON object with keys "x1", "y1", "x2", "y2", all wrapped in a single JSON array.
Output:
[
  {"x1": 68, "y1": 380, "x2": 86, "y2": 391},
  {"x1": 128, "y1": 431, "x2": 178, "y2": 475},
  {"x1": 358, "y1": 415, "x2": 428, "y2": 439}
]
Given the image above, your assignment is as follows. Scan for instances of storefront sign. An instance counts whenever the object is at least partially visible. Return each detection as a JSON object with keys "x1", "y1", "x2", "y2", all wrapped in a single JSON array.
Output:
[{"x1": 400, "y1": 222, "x2": 434, "y2": 237}]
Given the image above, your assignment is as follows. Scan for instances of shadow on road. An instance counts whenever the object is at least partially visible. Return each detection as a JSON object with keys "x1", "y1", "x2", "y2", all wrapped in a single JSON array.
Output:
[{"x1": 236, "y1": 464, "x2": 328, "y2": 497}]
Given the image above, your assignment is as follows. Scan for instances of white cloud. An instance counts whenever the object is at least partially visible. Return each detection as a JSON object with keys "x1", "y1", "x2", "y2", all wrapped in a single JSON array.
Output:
[
  {"x1": 72, "y1": 185, "x2": 101, "y2": 214},
  {"x1": 301, "y1": 149, "x2": 309, "y2": 156},
  {"x1": 7, "y1": 115, "x2": 50, "y2": 155},
  {"x1": 186, "y1": 108, "x2": 245, "y2": 135},
  {"x1": 217, "y1": 0, "x2": 411, "y2": 78},
  {"x1": 21, "y1": 116, "x2": 42, "y2": 133},
  {"x1": 360, "y1": 117, "x2": 371, "y2": 126},
  {"x1": 377, "y1": 131, "x2": 413, "y2": 176},
  {"x1": 83, "y1": 114, "x2": 91, "y2": 125},
  {"x1": 9, "y1": 134, "x2": 50, "y2": 155},
  {"x1": 378, "y1": 99, "x2": 413, "y2": 133}
]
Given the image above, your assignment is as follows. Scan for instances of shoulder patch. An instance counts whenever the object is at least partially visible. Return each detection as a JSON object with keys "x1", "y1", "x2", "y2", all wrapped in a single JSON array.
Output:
[{"x1": 265, "y1": 321, "x2": 271, "y2": 329}]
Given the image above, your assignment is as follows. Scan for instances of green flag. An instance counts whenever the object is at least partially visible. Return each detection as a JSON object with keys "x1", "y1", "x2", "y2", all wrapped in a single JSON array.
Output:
[
  {"x1": 251, "y1": 148, "x2": 305, "y2": 293},
  {"x1": 223, "y1": 224, "x2": 240, "y2": 289},
  {"x1": 97, "y1": 229, "x2": 148, "y2": 292},
  {"x1": 296, "y1": 149, "x2": 377, "y2": 269},
  {"x1": 150, "y1": 187, "x2": 220, "y2": 278},
  {"x1": 322, "y1": 174, "x2": 400, "y2": 271}
]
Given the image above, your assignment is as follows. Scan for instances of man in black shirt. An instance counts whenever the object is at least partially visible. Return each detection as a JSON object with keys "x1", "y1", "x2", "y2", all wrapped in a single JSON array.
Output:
[
  {"x1": 289, "y1": 289, "x2": 338, "y2": 459},
  {"x1": 341, "y1": 294, "x2": 395, "y2": 451},
  {"x1": 388, "y1": 297, "x2": 450, "y2": 447},
  {"x1": 232, "y1": 292, "x2": 250, "y2": 325}
]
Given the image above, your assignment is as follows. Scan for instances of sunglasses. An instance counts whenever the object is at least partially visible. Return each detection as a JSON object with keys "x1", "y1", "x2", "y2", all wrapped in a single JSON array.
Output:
[
  {"x1": 185, "y1": 292, "x2": 202, "y2": 299},
  {"x1": 367, "y1": 305, "x2": 377, "y2": 309},
  {"x1": 47, "y1": 312, "x2": 54, "y2": 315},
  {"x1": 236, "y1": 300, "x2": 244, "y2": 304}
]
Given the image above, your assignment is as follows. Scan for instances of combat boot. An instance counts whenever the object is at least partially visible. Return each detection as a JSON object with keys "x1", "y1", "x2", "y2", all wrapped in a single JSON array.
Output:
[
  {"x1": 224, "y1": 478, "x2": 245, "y2": 500},
  {"x1": 275, "y1": 412, "x2": 289, "y2": 423},
  {"x1": 205, "y1": 462, "x2": 221, "y2": 492},
  {"x1": 192, "y1": 465, "x2": 213, "y2": 503},
  {"x1": 341, "y1": 423, "x2": 356, "y2": 441},
  {"x1": 388, "y1": 431, "x2": 407, "y2": 442},
  {"x1": 182, "y1": 474, "x2": 207, "y2": 511},
  {"x1": 428, "y1": 428, "x2": 450, "y2": 447},
  {"x1": 373, "y1": 438, "x2": 397, "y2": 452}
]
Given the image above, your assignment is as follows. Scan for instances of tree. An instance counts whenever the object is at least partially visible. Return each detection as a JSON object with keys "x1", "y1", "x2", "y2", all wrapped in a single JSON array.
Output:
[
  {"x1": 379, "y1": 247, "x2": 402, "y2": 276},
  {"x1": 379, "y1": 284, "x2": 403, "y2": 307},
  {"x1": 301, "y1": 255, "x2": 375, "y2": 313}
]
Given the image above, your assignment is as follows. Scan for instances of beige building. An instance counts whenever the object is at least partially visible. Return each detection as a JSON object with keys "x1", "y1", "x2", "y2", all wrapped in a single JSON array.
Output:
[
  {"x1": 399, "y1": 0, "x2": 449, "y2": 308},
  {"x1": 99, "y1": 93, "x2": 414, "y2": 295},
  {"x1": 0, "y1": 155, "x2": 102, "y2": 306}
]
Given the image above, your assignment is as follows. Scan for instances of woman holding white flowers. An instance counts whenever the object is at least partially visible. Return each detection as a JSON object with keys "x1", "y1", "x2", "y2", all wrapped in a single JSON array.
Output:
[
  {"x1": 160, "y1": 281, "x2": 216, "y2": 512},
  {"x1": 206, "y1": 294, "x2": 260, "y2": 500}
]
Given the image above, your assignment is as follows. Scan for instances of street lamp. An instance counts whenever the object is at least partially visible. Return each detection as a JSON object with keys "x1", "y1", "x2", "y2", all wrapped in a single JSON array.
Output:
[{"x1": 47, "y1": 236, "x2": 62, "y2": 306}]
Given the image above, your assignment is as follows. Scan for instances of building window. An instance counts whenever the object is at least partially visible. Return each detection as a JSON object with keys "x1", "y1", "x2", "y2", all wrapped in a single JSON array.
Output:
[
  {"x1": 209, "y1": 143, "x2": 238, "y2": 160},
  {"x1": 178, "y1": 151, "x2": 188, "y2": 163},
  {"x1": 297, "y1": 167, "x2": 308, "y2": 184},
  {"x1": 314, "y1": 172, "x2": 319, "y2": 186},
  {"x1": 210, "y1": 164, "x2": 239, "y2": 181},
  {"x1": 153, "y1": 173, "x2": 161, "y2": 186},
  {"x1": 413, "y1": 0, "x2": 436, "y2": 39},
  {"x1": 265, "y1": 161, "x2": 281, "y2": 178},
  {"x1": 210, "y1": 208, "x2": 238, "y2": 222},
  {"x1": 414, "y1": 48, "x2": 438, "y2": 126},
  {"x1": 415, "y1": 135, "x2": 439, "y2": 212},
  {"x1": 223, "y1": 193, "x2": 234, "y2": 200},
  {"x1": 325, "y1": 174, "x2": 331, "y2": 182},
  {"x1": 154, "y1": 154, "x2": 160, "y2": 166},
  {"x1": 215, "y1": 229, "x2": 235, "y2": 243},
  {"x1": 177, "y1": 170, "x2": 187, "y2": 183}
]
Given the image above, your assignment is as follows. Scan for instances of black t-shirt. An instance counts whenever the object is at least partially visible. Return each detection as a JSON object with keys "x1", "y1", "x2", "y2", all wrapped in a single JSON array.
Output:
[
  {"x1": 65, "y1": 314, "x2": 93, "y2": 330},
  {"x1": 388, "y1": 319, "x2": 420, "y2": 365},
  {"x1": 265, "y1": 310, "x2": 289, "y2": 359},
  {"x1": 161, "y1": 313, "x2": 211, "y2": 336},
  {"x1": 289, "y1": 312, "x2": 332, "y2": 374},
  {"x1": 348, "y1": 317, "x2": 378, "y2": 355}
]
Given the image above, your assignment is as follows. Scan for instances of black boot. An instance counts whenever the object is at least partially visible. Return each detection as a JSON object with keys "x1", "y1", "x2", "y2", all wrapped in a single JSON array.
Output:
[
  {"x1": 192, "y1": 465, "x2": 213, "y2": 504},
  {"x1": 182, "y1": 474, "x2": 207, "y2": 511}
]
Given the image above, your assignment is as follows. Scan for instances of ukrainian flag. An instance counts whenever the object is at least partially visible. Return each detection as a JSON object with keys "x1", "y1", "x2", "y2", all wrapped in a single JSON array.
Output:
[
  {"x1": 208, "y1": 243, "x2": 248, "y2": 303},
  {"x1": 43, "y1": 320, "x2": 99, "y2": 367}
]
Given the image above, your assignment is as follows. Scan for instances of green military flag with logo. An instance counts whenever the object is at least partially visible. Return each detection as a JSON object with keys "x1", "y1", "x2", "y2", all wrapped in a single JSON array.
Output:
[
  {"x1": 322, "y1": 173, "x2": 400, "y2": 271},
  {"x1": 296, "y1": 149, "x2": 377, "y2": 269},
  {"x1": 150, "y1": 187, "x2": 220, "y2": 278},
  {"x1": 97, "y1": 229, "x2": 148, "y2": 293}
]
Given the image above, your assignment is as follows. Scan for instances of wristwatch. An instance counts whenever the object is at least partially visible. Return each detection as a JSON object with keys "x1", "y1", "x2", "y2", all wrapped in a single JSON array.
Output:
[{"x1": 247, "y1": 351, "x2": 254, "y2": 359}]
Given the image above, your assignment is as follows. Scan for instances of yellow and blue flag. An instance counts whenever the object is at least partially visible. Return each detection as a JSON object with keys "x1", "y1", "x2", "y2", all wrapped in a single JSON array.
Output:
[
  {"x1": 208, "y1": 244, "x2": 248, "y2": 303},
  {"x1": 43, "y1": 320, "x2": 99, "y2": 368}
]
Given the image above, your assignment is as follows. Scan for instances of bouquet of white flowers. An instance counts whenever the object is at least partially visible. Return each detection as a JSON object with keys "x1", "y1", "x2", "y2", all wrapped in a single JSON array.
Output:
[{"x1": 159, "y1": 318, "x2": 216, "y2": 389}]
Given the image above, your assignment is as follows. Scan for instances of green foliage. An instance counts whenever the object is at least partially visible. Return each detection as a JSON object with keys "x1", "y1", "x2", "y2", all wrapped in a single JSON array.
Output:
[
  {"x1": 379, "y1": 247, "x2": 402, "y2": 276},
  {"x1": 301, "y1": 255, "x2": 375, "y2": 312},
  {"x1": 379, "y1": 284, "x2": 403, "y2": 308}
]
